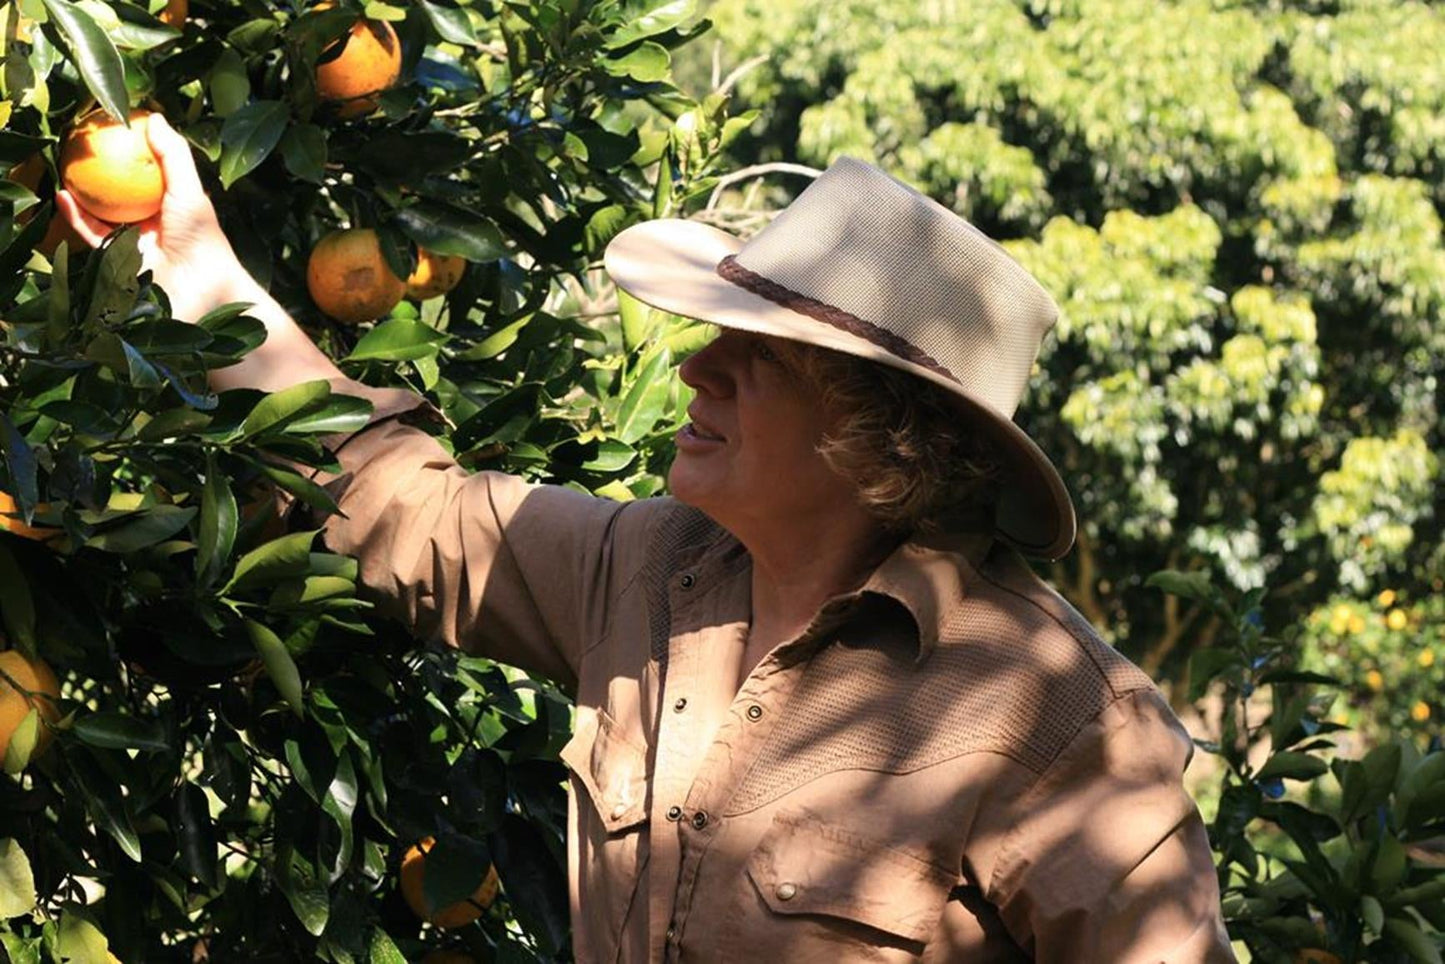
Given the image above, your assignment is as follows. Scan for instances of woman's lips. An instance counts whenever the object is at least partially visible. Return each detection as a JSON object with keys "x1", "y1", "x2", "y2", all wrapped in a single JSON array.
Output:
[{"x1": 676, "y1": 422, "x2": 725, "y2": 449}]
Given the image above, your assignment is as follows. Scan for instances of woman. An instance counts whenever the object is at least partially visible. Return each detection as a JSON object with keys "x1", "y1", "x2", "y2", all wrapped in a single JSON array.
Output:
[{"x1": 60, "y1": 118, "x2": 1234, "y2": 962}]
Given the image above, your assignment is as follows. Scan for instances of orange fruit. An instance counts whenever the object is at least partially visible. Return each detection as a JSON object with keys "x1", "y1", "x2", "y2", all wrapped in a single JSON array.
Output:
[
  {"x1": 0, "y1": 491, "x2": 56, "y2": 541},
  {"x1": 0, "y1": 649, "x2": 61, "y2": 764},
  {"x1": 306, "y1": 228, "x2": 407, "y2": 324},
  {"x1": 1386, "y1": 609, "x2": 1408, "y2": 631},
  {"x1": 400, "y1": 837, "x2": 499, "y2": 929},
  {"x1": 59, "y1": 109, "x2": 165, "y2": 224},
  {"x1": 314, "y1": 5, "x2": 402, "y2": 119},
  {"x1": 1412, "y1": 701, "x2": 1431, "y2": 723},
  {"x1": 157, "y1": 0, "x2": 187, "y2": 26},
  {"x1": 406, "y1": 249, "x2": 466, "y2": 300}
]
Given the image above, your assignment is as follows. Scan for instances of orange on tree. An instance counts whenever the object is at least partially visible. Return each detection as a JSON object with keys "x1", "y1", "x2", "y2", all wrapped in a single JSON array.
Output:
[
  {"x1": 313, "y1": 3, "x2": 402, "y2": 119},
  {"x1": 306, "y1": 227, "x2": 407, "y2": 323},
  {"x1": 0, "y1": 491, "x2": 55, "y2": 541},
  {"x1": 400, "y1": 837, "x2": 500, "y2": 929},
  {"x1": 406, "y1": 249, "x2": 467, "y2": 300},
  {"x1": 0, "y1": 648, "x2": 61, "y2": 764},
  {"x1": 157, "y1": 0, "x2": 187, "y2": 27},
  {"x1": 58, "y1": 109, "x2": 165, "y2": 224}
]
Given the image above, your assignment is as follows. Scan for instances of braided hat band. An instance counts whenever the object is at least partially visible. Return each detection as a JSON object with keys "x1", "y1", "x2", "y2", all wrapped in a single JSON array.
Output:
[{"x1": 604, "y1": 157, "x2": 1076, "y2": 560}]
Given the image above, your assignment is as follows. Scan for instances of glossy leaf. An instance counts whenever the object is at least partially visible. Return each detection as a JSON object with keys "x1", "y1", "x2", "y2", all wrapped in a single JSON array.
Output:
[
  {"x1": 38, "y1": 0, "x2": 127, "y2": 121},
  {"x1": 197, "y1": 449, "x2": 239, "y2": 587},
  {"x1": 0, "y1": 839, "x2": 37, "y2": 918},
  {"x1": 219, "y1": 100, "x2": 289, "y2": 188},
  {"x1": 72, "y1": 712, "x2": 169, "y2": 752},
  {"x1": 248, "y1": 619, "x2": 305, "y2": 718}
]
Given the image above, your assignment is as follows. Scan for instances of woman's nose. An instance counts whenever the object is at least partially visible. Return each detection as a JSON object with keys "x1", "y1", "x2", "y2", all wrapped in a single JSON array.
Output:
[{"x1": 678, "y1": 337, "x2": 736, "y2": 397}]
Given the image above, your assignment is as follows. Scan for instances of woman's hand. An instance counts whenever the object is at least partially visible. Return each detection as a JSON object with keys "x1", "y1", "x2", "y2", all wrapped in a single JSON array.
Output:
[{"x1": 56, "y1": 112, "x2": 257, "y2": 321}]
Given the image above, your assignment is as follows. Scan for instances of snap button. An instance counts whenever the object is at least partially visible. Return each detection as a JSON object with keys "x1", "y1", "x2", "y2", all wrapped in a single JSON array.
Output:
[
  {"x1": 746, "y1": 704, "x2": 763, "y2": 721},
  {"x1": 666, "y1": 926, "x2": 677, "y2": 942},
  {"x1": 610, "y1": 802, "x2": 628, "y2": 820},
  {"x1": 679, "y1": 572, "x2": 696, "y2": 589},
  {"x1": 691, "y1": 810, "x2": 709, "y2": 830},
  {"x1": 673, "y1": 697, "x2": 688, "y2": 713},
  {"x1": 776, "y1": 882, "x2": 797, "y2": 901},
  {"x1": 666, "y1": 805, "x2": 682, "y2": 821}
]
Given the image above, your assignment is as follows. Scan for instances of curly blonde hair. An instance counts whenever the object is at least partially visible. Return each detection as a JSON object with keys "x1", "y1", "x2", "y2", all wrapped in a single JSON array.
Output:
[{"x1": 773, "y1": 339, "x2": 1005, "y2": 535}]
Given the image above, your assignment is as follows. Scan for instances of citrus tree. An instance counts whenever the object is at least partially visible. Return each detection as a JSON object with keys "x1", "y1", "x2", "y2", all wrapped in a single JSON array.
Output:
[{"x1": 0, "y1": 0, "x2": 745, "y2": 960}]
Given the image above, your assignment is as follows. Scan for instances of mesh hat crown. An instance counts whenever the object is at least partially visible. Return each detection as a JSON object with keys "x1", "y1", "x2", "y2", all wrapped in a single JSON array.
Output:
[{"x1": 604, "y1": 156, "x2": 1076, "y2": 559}]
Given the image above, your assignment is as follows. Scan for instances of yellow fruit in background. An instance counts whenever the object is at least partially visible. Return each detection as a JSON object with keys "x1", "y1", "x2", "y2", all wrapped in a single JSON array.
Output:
[
  {"x1": 1419, "y1": 650, "x2": 1435, "y2": 668},
  {"x1": 1386, "y1": 609, "x2": 1408, "y2": 631},
  {"x1": 0, "y1": 649, "x2": 61, "y2": 764},
  {"x1": 406, "y1": 249, "x2": 466, "y2": 300},
  {"x1": 1347, "y1": 614, "x2": 1365, "y2": 634},
  {"x1": 59, "y1": 109, "x2": 165, "y2": 224},
  {"x1": 306, "y1": 228, "x2": 406, "y2": 324},
  {"x1": 1365, "y1": 670, "x2": 1384, "y2": 692},
  {"x1": 1377, "y1": 588, "x2": 1397, "y2": 608},
  {"x1": 1412, "y1": 702, "x2": 1431, "y2": 722},
  {"x1": 1332, "y1": 603, "x2": 1352, "y2": 622},
  {"x1": 314, "y1": 5, "x2": 402, "y2": 119},
  {"x1": 400, "y1": 837, "x2": 499, "y2": 929}
]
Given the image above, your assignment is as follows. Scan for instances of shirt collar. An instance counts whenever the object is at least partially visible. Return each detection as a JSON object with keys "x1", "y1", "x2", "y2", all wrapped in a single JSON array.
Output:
[{"x1": 859, "y1": 530, "x2": 995, "y2": 661}]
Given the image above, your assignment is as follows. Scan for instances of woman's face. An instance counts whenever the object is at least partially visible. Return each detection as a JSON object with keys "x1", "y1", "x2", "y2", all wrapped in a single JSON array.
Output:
[{"x1": 670, "y1": 330, "x2": 858, "y2": 534}]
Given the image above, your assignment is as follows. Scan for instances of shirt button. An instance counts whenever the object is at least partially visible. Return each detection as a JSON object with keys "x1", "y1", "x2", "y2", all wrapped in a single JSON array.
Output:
[
  {"x1": 666, "y1": 926, "x2": 677, "y2": 941},
  {"x1": 666, "y1": 805, "x2": 682, "y2": 821},
  {"x1": 746, "y1": 704, "x2": 763, "y2": 721},
  {"x1": 679, "y1": 572, "x2": 696, "y2": 589},
  {"x1": 610, "y1": 802, "x2": 628, "y2": 820},
  {"x1": 691, "y1": 810, "x2": 709, "y2": 830},
  {"x1": 673, "y1": 697, "x2": 688, "y2": 713},
  {"x1": 776, "y1": 882, "x2": 798, "y2": 901}
]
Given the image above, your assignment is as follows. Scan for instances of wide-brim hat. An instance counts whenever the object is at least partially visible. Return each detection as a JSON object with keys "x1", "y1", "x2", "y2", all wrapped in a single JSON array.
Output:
[{"x1": 603, "y1": 156, "x2": 1076, "y2": 560}]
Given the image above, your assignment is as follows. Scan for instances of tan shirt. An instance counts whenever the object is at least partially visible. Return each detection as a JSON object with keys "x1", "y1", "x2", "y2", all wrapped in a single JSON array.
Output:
[{"x1": 319, "y1": 386, "x2": 1236, "y2": 963}]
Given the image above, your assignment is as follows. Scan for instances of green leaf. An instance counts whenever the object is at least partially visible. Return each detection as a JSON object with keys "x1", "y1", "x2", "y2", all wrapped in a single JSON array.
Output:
[
  {"x1": 259, "y1": 463, "x2": 340, "y2": 516},
  {"x1": 38, "y1": 0, "x2": 128, "y2": 122},
  {"x1": 282, "y1": 394, "x2": 374, "y2": 435},
  {"x1": 219, "y1": 100, "x2": 289, "y2": 188},
  {"x1": 366, "y1": 929, "x2": 407, "y2": 964},
  {"x1": 602, "y1": 40, "x2": 671, "y2": 82},
  {"x1": 1, "y1": 711, "x2": 42, "y2": 775},
  {"x1": 417, "y1": 0, "x2": 477, "y2": 44},
  {"x1": 225, "y1": 529, "x2": 319, "y2": 592},
  {"x1": 1371, "y1": 836, "x2": 1408, "y2": 895},
  {"x1": 0, "y1": 839, "x2": 37, "y2": 918},
  {"x1": 81, "y1": 226, "x2": 142, "y2": 329},
  {"x1": 279, "y1": 122, "x2": 327, "y2": 183},
  {"x1": 618, "y1": 287, "x2": 659, "y2": 353},
  {"x1": 240, "y1": 379, "x2": 332, "y2": 439},
  {"x1": 208, "y1": 47, "x2": 251, "y2": 116},
  {"x1": 85, "y1": 504, "x2": 197, "y2": 553},
  {"x1": 72, "y1": 758, "x2": 142, "y2": 862},
  {"x1": 606, "y1": 0, "x2": 694, "y2": 48},
  {"x1": 615, "y1": 347, "x2": 672, "y2": 443},
  {"x1": 1144, "y1": 569, "x2": 1217, "y2": 606},
  {"x1": 420, "y1": 834, "x2": 493, "y2": 918},
  {"x1": 56, "y1": 906, "x2": 111, "y2": 964},
  {"x1": 1363, "y1": 894, "x2": 1385, "y2": 934},
  {"x1": 72, "y1": 712, "x2": 169, "y2": 752},
  {"x1": 0, "y1": 415, "x2": 38, "y2": 515},
  {"x1": 84, "y1": 333, "x2": 162, "y2": 388},
  {"x1": 393, "y1": 200, "x2": 508, "y2": 262},
  {"x1": 175, "y1": 781, "x2": 218, "y2": 888},
  {"x1": 1383, "y1": 917, "x2": 1444, "y2": 964},
  {"x1": 0, "y1": 543, "x2": 37, "y2": 654},
  {"x1": 1256, "y1": 752, "x2": 1328, "y2": 782},
  {"x1": 280, "y1": 851, "x2": 329, "y2": 936},
  {"x1": 197, "y1": 450, "x2": 239, "y2": 587},
  {"x1": 247, "y1": 619, "x2": 304, "y2": 717},
  {"x1": 344, "y1": 317, "x2": 448, "y2": 362}
]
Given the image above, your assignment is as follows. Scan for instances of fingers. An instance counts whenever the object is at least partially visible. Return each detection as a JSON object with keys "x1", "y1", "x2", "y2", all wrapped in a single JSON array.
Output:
[
  {"x1": 54, "y1": 190, "x2": 110, "y2": 248},
  {"x1": 145, "y1": 112, "x2": 206, "y2": 200}
]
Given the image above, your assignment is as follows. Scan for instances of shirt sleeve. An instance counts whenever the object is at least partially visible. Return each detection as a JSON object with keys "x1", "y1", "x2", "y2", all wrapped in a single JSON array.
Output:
[
  {"x1": 311, "y1": 381, "x2": 660, "y2": 690},
  {"x1": 986, "y1": 688, "x2": 1237, "y2": 963}
]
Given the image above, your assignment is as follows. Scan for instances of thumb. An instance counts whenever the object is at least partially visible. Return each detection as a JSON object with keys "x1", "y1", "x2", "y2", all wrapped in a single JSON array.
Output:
[{"x1": 145, "y1": 112, "x2": 205, "y2": 200}]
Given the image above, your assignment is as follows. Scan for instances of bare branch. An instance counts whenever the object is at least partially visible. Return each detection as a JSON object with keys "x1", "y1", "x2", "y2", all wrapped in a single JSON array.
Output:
[
  {"x1": 717, "y1": 54, "x2": 770, "y2": 97},
  {"x1": 705, "y1": 162, "x2": 823, "y2": 211}
]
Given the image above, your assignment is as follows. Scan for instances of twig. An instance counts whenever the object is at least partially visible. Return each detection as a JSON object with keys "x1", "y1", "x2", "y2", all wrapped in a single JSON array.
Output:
[
  {"x1": 705, "y1": 162, "x2": 822, "y2": 211},
  {"x1": 716, "y1": 54, "x2": 769, "y2": 98}
]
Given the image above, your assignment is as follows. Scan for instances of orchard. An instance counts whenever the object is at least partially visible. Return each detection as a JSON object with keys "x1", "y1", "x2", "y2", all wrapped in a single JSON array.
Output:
[{"x1": 0, "y1": 0, "x2": 740, "y2": 959}]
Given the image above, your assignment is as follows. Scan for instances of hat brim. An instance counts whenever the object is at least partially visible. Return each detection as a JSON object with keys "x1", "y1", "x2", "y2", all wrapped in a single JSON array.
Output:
[{"x1": 604, "y1": 218, "x2": 1077, "y2": 560}]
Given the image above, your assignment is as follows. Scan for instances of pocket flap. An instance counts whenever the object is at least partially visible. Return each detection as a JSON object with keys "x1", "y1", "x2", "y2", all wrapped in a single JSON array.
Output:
[
  {"x1": 745, "y1": 809, "x2": 954, "y2": 944},
  {"x1": 560, "y1": 707, "x2": 650, "y2": 834}
]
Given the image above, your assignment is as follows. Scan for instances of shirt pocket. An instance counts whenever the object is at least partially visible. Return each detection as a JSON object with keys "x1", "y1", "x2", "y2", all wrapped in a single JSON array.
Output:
[
  {"x1": 744, "y1": 808, "x2": 955, "y2": 947},
  {"x1": 560, "y1": 706, "x2": 651, "y2": 833}
]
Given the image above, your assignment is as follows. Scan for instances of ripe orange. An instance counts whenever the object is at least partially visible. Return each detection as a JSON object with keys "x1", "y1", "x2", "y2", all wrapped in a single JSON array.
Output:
[
  {"x1": 0, "y1": 649, "x2": 61, "y2": 764},
  {"x1": 406, "y1": 249, "x2": 466, "y2": 300},
  {"x1": 306, "y1": 228, "x2": 407, "y2": 324},
  {"x1": 59, "y1": 109, "x2": 165, "y2": 224},
  {"x1": 400, "y1": 837, "x2": 499, "y2": 929},
  {"x1": 0, "y1": 491, "x2": 55, "y2": 541},
  {"x1": 157, "y1": 0, "x2": 187, "y2": 26},
  {"x1": 314, "y1": 5, "x2": 402, "y2": 119}
]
